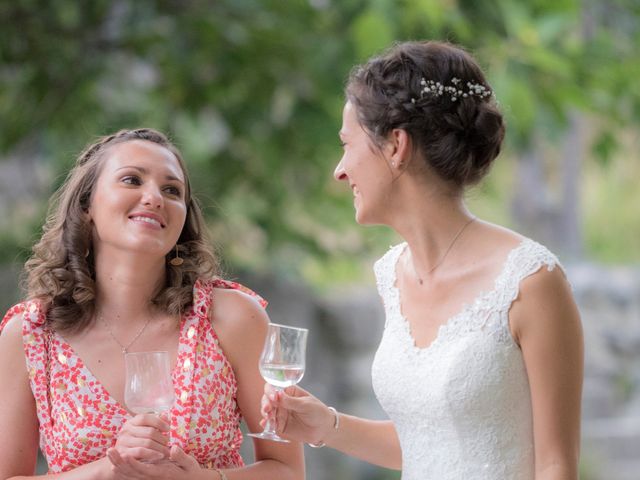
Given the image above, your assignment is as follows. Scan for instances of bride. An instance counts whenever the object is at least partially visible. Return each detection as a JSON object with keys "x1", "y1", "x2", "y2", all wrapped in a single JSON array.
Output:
[{"x1": 261, "y1": 40, "x2": 583, "y2": 479}]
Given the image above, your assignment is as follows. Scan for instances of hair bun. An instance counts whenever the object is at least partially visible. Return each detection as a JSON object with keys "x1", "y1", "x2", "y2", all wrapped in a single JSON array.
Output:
[
  {"x1": 346, "y1": 41, "x2": 506, "y2": 188},
  {"x1": 466, "y1": 102, "x2": 505, "y2": 182}
]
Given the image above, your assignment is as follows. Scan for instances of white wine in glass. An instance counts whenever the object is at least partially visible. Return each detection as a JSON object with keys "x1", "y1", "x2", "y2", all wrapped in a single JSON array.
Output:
[
  {"x1": 124, "y1": 351, "x2": 175, "y2": 415},
  {"x1": 248, "y1": 323, "x2": 308, "y2": 442}
]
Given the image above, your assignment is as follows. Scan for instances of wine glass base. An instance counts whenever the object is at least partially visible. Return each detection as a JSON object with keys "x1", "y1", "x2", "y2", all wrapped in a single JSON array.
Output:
[{"x1": 247, "y1": 431, "x2": 290, "y2": 443}]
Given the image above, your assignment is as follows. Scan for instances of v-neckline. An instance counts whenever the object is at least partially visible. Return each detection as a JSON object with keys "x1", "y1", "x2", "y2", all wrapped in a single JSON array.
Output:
[
  {"x1": 391, "y1": 239, "x2": 528, "y2": 354},
  {"x1": 54, "y1": 314, "x2": 188, "y2": 417}
]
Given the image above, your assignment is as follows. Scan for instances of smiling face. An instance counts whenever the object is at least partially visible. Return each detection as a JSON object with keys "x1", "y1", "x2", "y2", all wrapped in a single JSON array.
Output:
[
  {"x1": 88, "y1": 139, "x2": 187, "y2": 259},
  {"x1": 334, "y1": 102, "x2": 395, "y2": 225}
]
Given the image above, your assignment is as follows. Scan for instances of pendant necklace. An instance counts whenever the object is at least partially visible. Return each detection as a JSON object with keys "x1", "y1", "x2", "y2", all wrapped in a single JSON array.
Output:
[
  {"x1": 416, "y1": 216, "x2": 476, "y2": 285},
  {"x1": 99, "y1": 313, "x2": 152, "y2": 354}
]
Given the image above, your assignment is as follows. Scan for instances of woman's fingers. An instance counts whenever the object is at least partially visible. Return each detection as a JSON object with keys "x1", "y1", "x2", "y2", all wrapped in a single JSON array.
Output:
[
  {"x1": 107, "y1": 448, "x2": 142, "y2": 478},
  {"x1": 117, "y1": 434, "x2": 170, "y2": 459},
  {"x1": 124, "y1": 424, "x2": 170, "y2": 447},
  {"x1": 169, "y1": 445, "x2": 199, "y2": 470},
  {"x1": 116, "y1": 415, "x2": 171, "y2": 460},
  {"x1": 109, "y1": 447, "x2": 172, "y2": 478},
  {"x1": 128, "y1": 413, "x2": 170, "y2": 432}
]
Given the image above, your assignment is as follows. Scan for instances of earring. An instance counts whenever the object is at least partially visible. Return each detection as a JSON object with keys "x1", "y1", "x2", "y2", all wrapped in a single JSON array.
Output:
[
  {"x1": 169, "y1": 244, "x2": 184, "y2": 266},
  {"x1": 391, "y1": 161, "x2": 396, "y2": 167}
]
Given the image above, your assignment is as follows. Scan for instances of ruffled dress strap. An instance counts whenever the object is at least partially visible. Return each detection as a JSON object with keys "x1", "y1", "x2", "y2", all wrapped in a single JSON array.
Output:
[
  {"x1": 170, "y1": 278, "x2": 265, "y2": 462},
  {"x1": 212, "y1": 278, "x2": 268, "y2": 309}
]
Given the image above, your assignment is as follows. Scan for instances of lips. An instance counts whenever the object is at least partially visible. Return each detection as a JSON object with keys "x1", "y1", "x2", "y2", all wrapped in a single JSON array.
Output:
[{"x1": 128, "y1": 212, "x2": 166, "y2": 228}]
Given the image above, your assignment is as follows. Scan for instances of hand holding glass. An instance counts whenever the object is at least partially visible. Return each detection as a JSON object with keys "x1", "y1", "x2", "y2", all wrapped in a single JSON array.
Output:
[{"x1": 248, "y1": 323, "x2": 308, "y2": 442}]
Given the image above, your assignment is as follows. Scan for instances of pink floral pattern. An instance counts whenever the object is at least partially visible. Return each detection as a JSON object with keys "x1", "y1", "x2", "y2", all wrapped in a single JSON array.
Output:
[{"x1": 0, "y1": 278, "x2": 266, "y2": 473}]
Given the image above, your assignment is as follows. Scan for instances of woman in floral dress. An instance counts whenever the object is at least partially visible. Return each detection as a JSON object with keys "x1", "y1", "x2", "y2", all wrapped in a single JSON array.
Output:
[{"x1": 0, "y1": 128, "x2": 304, "y2": 480}]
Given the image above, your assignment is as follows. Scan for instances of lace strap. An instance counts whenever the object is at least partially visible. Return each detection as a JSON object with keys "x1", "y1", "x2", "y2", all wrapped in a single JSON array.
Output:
[
  {"x1": 373, "y1": 243, "x2": 406, "y2": 298},
  {"x1": 492, "y1": 239, "x2": 562, "y2": 315},
  {"x1": 372, "y1": 244, "x2": 406, "y2": 329}
]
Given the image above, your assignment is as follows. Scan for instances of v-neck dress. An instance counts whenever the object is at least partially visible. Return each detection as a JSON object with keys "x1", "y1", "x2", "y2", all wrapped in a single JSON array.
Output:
[
  {"x1": 1, "y1": 278, "x2": 266, "y2": 473},
  {"x1": 370, "y1": 239, "x2": 561, "y2": 480}
]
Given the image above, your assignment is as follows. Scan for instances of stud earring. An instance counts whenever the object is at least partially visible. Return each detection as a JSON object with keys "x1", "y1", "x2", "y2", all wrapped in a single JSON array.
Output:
[
  {"x1": 169, "y1": 244, "x2": 184, "y2": 266},
  {"x1": 391, "y1": 162, "x2": 396, "y2": 167}
]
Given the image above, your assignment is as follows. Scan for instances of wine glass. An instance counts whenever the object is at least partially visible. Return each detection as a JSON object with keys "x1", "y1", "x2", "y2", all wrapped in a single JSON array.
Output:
[
  {"x1": 248, "y1": 323, "x2": 308, "y2": 442},
  {"x1": 124, "y1": 351, "x2": 175, "y2": 415}
]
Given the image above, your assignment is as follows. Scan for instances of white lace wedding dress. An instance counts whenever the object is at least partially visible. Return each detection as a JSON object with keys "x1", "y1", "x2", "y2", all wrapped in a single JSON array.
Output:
[{"x1": 371, "y1": 238, "x2": 560, "y2": 479}]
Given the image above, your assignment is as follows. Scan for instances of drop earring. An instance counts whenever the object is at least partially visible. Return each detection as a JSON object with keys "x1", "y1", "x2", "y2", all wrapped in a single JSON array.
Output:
[{"x1": 169, "y1": 244, "x2": 184, "y2": 266}]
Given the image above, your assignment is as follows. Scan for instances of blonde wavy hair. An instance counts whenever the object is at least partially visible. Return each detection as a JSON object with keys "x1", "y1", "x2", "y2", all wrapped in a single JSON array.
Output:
[{"x1": 24, "y1": 128, "x2": 219, "y2": 334}]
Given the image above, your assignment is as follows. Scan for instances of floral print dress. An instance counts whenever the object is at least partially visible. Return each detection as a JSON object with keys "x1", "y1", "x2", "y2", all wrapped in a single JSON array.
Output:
[{"x1": 0, "y1": 278, "x2": 266, "y2": 473}]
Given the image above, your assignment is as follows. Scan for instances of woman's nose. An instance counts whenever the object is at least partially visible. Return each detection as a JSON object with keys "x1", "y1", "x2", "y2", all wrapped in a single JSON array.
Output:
[
  {"x1": 333, "y1": 159, "x2": 347, "y2": 181},
  {"x1": 141, "y1": 185, "x2": 163, "y2": 208}
]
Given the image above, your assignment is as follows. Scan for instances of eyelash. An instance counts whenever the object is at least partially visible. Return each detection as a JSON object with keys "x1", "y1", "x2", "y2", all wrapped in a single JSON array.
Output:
[
  {"x1": 163, "y1": 186, "x2": 181, "y2": 196},
  {"x1": 121, "y1": 176, "x2": 181, "y2": 197}
]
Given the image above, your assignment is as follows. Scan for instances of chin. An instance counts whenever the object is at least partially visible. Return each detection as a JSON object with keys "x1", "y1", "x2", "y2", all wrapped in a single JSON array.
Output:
[{"x1": 124, "y1": 239, "x2": 171, "y2": 256}]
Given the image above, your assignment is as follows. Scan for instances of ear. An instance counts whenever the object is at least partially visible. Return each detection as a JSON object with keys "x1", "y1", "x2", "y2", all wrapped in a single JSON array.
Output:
[
  {"x1": 83, "y1": 205, "x2": 93, "y2": 223},
  {"x1": 387, "y1": 128, "x2": 412, "y2": 171}
]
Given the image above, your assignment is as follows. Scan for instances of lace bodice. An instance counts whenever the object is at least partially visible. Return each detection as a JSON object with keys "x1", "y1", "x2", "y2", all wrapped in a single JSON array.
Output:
[{"x1": 371, "y1": 239, "x2": 560, "y2": 479}]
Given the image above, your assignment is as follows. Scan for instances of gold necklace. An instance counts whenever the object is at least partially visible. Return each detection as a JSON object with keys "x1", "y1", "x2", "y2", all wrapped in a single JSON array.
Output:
[
  {"x1": 416, "y1": 216, "x2": 476, "y2": 285},
  {"x1": 98, "y1": 313, "x2": 151, "y2": 354}
]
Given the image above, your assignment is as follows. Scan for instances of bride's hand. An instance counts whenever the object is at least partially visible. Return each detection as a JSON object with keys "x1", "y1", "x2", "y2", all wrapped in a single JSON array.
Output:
[{"x1": 260, "y1": 384, "x2": 336, "y2": 446}]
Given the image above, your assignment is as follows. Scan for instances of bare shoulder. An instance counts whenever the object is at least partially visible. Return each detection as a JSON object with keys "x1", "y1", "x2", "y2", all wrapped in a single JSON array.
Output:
[
  {"x1": 461, "y1": 221, "x2": 526, "y2": 276},
  {"x1": 210, "y1": 287, "x2": 269, "y2": 327},
  {"x1": 0, "y1": 307, "x2": 30, "y2": 382},
  {"x1": 474, "y1": 221, "x2": 525, "y2": 253},
  {"x1": 209, "y1": 287, "x2": 269, "y2": 351},
  {"x1": 518, "y1": 261, "x2": 571, "y2": 309},
  {"x1": 510, "y1": 262, "x2": 580, "y2": 345},
  {"x1": 0, "y1": 311, "x2": 25, "y2": 353}
]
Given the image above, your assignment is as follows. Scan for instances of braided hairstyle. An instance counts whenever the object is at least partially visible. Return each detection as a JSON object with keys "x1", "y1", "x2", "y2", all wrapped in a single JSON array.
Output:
[
  {"x1": 346, "y1": 41, "x2": 505, "y2": 188},
  {"x1": 24, "y1": 128, "x2": 219, "y2": 333}
]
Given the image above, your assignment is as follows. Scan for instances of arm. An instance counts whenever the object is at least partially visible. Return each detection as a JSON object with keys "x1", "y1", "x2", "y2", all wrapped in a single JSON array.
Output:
[
  {"x1": 1, "y1": 313, "x2": 172, "y2": 480},
  {"x1": 212, "y1": 288, "x2": 305, "y2": 480},
  {"x1": 0, "y1": 313, "x2": 39, "y2": 479},
  {"x1": 258, "y1": 283, "x2": 401, "y2": 470},
  {"x1": 0, "y1": 314, "x2": 114, "y2": 480},
  {"x1": 510, "y1": 266, "x2": 583, "y2": 480},
  {"x1": 265, "y1": 385, "x2": 401, "y2": 470},
  {"x1": 319, "y1": 413, "x2": 400, "y2": 470}
]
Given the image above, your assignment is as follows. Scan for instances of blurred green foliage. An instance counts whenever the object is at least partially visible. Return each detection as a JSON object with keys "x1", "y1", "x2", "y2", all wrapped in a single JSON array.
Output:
[{"x1": 1, "y1": 0, "x2": 639, "y2": 289}]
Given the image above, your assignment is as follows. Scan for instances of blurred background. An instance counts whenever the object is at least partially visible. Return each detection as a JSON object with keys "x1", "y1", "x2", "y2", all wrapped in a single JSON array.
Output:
[{"x1": 1, "y1": 0, "x2": 638, "y2": 479}]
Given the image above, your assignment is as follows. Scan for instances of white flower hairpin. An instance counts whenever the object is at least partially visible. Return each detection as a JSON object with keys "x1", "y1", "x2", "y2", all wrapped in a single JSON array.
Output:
[{"x1": 411, "y1": 77, "x2": 493, "y2": 103}]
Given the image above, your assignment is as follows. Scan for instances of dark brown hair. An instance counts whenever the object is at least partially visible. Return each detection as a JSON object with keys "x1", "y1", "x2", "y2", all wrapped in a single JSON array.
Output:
[
  {"x1": 346, "y1": 40, "x2": 505, "y2": 188},
  {"x1": 24, "y1": 128, "x2": 219, "y2": 333}
]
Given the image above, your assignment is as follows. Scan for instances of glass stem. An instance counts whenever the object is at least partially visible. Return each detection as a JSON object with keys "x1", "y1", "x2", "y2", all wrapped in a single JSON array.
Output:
[{"x1": 263, "y1": 386, "x2": 283, "y2": 434}]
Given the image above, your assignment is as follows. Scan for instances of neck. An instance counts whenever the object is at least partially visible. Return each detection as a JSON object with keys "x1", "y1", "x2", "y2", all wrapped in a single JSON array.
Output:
[
  {"x1": 93, "y1": 248, "x2": 166, "y2": 323},
  {"x1": 385, "y1": 174, "x2": 474, "y2": 279}
]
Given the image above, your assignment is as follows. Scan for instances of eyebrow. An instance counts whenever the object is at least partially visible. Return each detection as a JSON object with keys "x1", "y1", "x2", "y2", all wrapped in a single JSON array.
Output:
[{"x1": 116, "y1": 165, "x2": 184, "y2": 184}]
